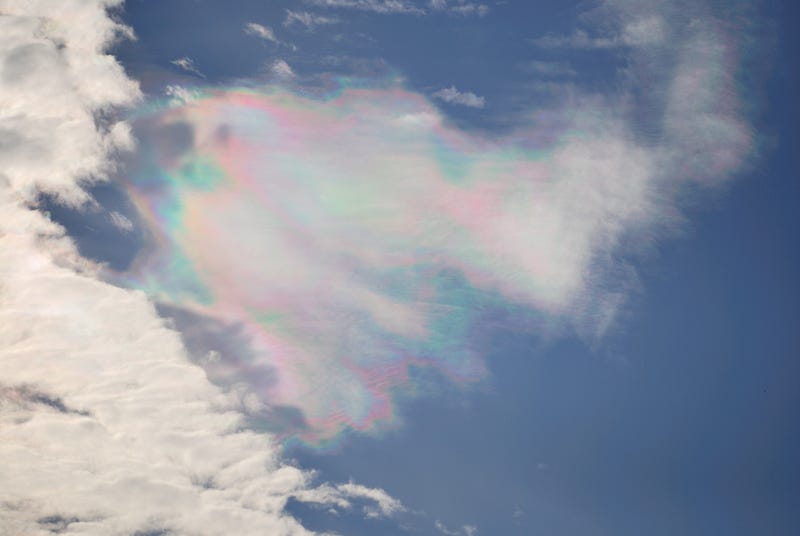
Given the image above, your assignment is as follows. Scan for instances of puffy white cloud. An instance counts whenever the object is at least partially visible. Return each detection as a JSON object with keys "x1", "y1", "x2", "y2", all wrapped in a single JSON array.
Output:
[
  {"x1": 0, "y1": 1, "x2": 402, "y2": 534},
  {"x1": 271, "y1": 59, "x2": 297, "y2": 79}
]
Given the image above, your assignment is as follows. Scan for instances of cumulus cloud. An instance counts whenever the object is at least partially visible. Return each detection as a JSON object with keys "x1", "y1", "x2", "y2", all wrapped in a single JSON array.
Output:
[
  {"x1": 432, "y1": 85, "x2": 486, "y2": 108},
  {"x1": 0, "y1": 1, "x2": 402, "y2": 533}
]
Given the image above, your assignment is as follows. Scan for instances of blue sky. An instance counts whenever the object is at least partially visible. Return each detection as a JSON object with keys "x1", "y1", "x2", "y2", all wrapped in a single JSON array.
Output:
[{"x1": 1, "y1": 1, "x2": 797, "y2": 535}]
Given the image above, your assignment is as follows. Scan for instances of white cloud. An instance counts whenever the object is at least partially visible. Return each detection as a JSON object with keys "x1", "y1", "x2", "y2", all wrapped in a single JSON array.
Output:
[
  {"x1": 120, "y1": 0, "x2": 756, "y2": 445},
  {"x1": 244, "y1": 21, "x2": 279, "y2": 42},
  {"x1": 165, "y1": 83, "x2": 201, "y2": 104},
  {"x1": 293, "y1": 481, "x2": 405, "y2": 519},
  {"x1": 435, "y1": 520, "x2": 479, "y2": 536},
  {"x1": 0, "y1": 1, "x2": 403, "y2": 534},
  {"x1": 171, "y1": 56, "x2": 205, "y2": 77},
  {"x1": 430, "y1": 0, "x2": 489, "y2": 17},
  {"x1": 531, "y1": 15, "x2": 666, "y2": 49},
  {"x1": 309, "y1": 0, "x2": 487, "y2": 16},
  {"x1": 432, "y1": 85, "x2": 486, "y2": 108},
  {"x1": 108, "y1": 210, "x2": 133, "y2": 232},
  {"x1": 307, "y1": 0, "x2": 425, "y2": 15},
  {"x1": 284, "y1": 10, "x2": 339, "y2": 29},
  {"x1": 519, "y1": 60, "x2": 577, "y2": 78},
  {"x1": 271, "y1": 59, "x2": 297, "y2": 79}
]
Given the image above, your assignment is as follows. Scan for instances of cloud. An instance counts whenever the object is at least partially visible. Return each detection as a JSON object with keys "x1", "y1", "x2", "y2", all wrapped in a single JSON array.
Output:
[
  {"x1": 293, "y1": 481, "x2": 405, "y2": 519},
  {"x1": 165, "y1": 83, "x2": 201, "y2": 104},
  {"x1": 170, "y1": 56, "x2": 205, "y2": 77},
  {"x1": 307, "y1": 0, "x2": 425, "y2": 15},
  {"x1": 108, "y1": 210, "x2": 134, "y2": 232},
  {"x1": 244, "y1": 21, "x2": 279, "y2": 42},
  {"x1": 430, "y1": 0, "x2": 489, "y2": 17},
  {"x1": 245, "y1": 21, "x2": 297, "y2": 51},
  {"x1": 0, "y1": 1, "x2": 403, "y2": 533},
  {"x1": 284, "y1": 10, "x2": 339, "y2": 29},
  {"x1": 435, "y1": 520, "x2": 479, "y2": 536},
  {"x1": 531, "y1": 15, "x2": 666, "y2": 49},
  {"x1": 119, "y1": 0, "x2": 755, "y2": 451},
  {"x1": 271, "y1": 59, "x2": 297, "y2": 79},
  {"x1": 432, "y1": 85, "x2": 486, "y2": 108},
  {"x1": 518, "y1": 60, "x2": 577, "y2": 78}
]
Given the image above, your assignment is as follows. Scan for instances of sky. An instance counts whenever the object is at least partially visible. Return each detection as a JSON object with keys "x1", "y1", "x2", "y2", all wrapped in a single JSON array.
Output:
[{"x1": 0, "y1": 1, "x2": 797, "y2": 535}]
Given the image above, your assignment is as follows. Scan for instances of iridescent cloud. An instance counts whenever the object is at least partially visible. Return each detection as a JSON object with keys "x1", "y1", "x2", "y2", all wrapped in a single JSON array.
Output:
[{"x1": 119, "y1": 13, "x2": 752, "y2": 446}]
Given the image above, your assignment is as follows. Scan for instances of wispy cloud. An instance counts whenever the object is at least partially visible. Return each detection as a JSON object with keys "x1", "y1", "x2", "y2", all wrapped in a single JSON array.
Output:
[
  {"x1": 244, "y1": 21, "x2": 297, "y2": 51},
  {"x1": 244, "y1": 21, "x2": 279, "y2": 42},
  {"x1": 0, "y1": 2, "x2": 402, "y2": 534},
  {"x1": 531, "y1": 15, "x2": 666, "y2": 49},
  {"x1": 170, "y1": 56, "x2": 205, "y2": 77},
  {"x1": 108, "y1": 211, "x2": 134, "y2": 232},
  {"x1": 307, "y1": 0, "x2": 425, "y2": 15},
  {"x1": 293, "y1": 481, "x2": 405, "y2": 519},
  {"x1": 435, "y1": 520, "x2": 479, "y2": 536},
  {"x1": 284, "y1": 10, "x2": 339, "y2": 29},
  {"x1": 270, "y1": 59, "x2": 296, "y2": 79},
  {"x1": 122, "y1": 0, "x2": 756, "y2": 450},
  {"x1": 432, "y1": 85, "x2": 486, "y2": 108},
  {"x1": 518, "y1": 60, "x2": 577, "y2": 78},
  {"x1": 430, "y1": 0, "x2": 489, "y2": 17}
]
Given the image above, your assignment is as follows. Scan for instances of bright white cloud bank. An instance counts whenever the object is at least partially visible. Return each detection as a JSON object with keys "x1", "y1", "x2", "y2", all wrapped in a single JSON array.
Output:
[{"x1": 0, "y1": 1, "x2": 400, "y2": 534}]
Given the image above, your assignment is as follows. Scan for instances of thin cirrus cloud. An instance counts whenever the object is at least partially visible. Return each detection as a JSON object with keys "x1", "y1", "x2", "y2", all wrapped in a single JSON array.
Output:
[
  {"x1": 284, "y1": 10, "x2": 339, "y2": 29},
  {"x1": 531, "y1": 15, "x2": 667, "y2": 49},
  {"x1": 432, "y1": 85, "x2": 486, "y2": 108},
  {"x1": 171, "y1": 56, "x2": 205, "y2": 77},
  {"x1": 307, "y1": 0, "x2": 489, "y2": 16},
  {"x1": 244, "y1": 21, "x2": 280, "y2": 42},
  {"x1": 270, "y1": 59, "x2": 297, "y2": 78},
  {"x1": 307, "y1": 0, "x2": 426, "y2": 15},
  {"x1": 430, "y1": 0, "x2": 489, "y2": 17},
  {"x1": 0, "y1": 0, "x2": 406, "y2": 533},
  {"x1": 119, "y1": 0, "x2": 753, "y2": 452},
  {"x1": 244, "y1": 21, "x2": 298, "y2": 51}
]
